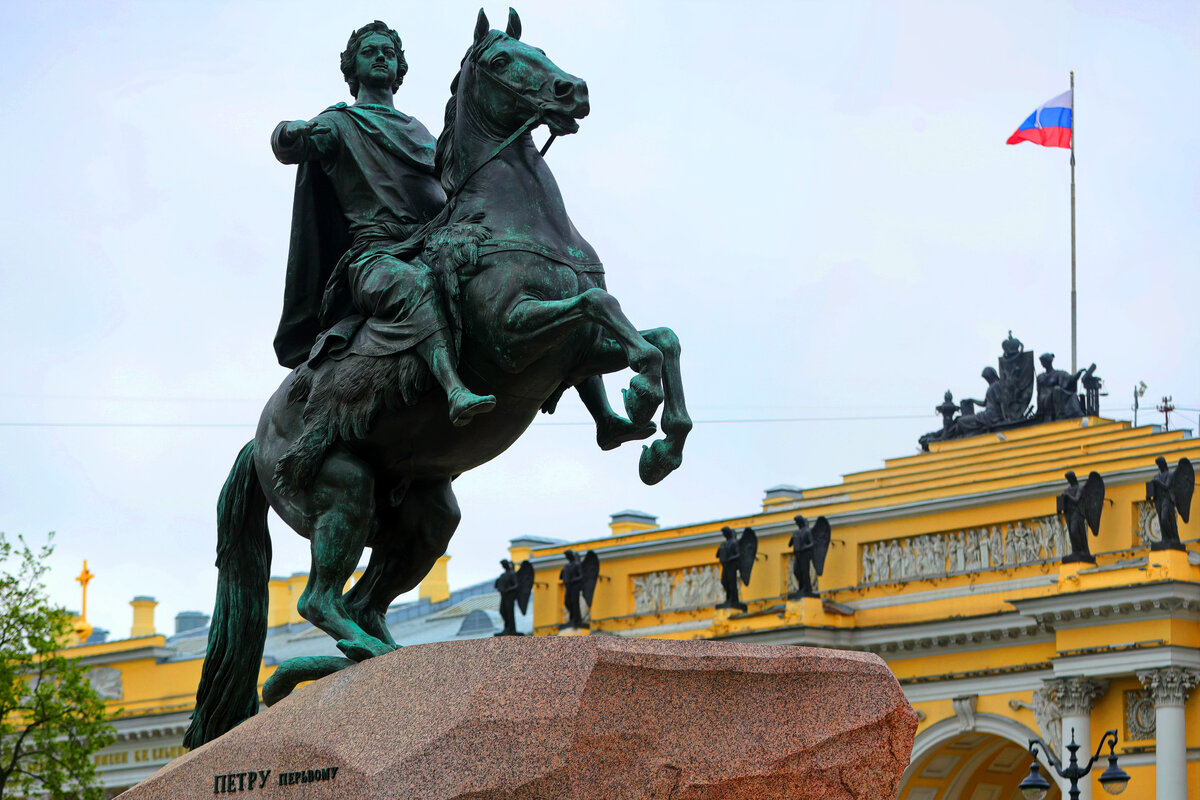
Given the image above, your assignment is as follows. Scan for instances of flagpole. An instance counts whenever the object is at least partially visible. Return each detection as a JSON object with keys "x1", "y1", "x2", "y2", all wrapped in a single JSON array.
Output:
[{"x1": 1070, "y1": 70, "x2": 1077, "y2": 374}]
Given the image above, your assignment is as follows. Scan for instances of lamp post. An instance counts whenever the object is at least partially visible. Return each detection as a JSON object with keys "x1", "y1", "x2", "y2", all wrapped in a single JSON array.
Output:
[{"x1": 1019, "y1": 728, "x2": 1130, "y2": 800}]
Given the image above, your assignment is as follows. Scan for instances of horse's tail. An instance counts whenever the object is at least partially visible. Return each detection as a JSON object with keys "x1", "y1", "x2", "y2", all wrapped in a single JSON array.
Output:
[{"x1": 183, "y1": 440, "x2": 271, "y2": 749}]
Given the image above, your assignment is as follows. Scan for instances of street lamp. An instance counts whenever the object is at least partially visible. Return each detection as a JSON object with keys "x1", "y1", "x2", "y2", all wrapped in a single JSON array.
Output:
[{"x1": 1019, "y1": 728, "x2": 1130, "y2": 800}]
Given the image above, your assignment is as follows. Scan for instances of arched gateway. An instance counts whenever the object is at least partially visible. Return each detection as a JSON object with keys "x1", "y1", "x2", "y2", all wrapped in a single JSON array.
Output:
[{"x1": 899, "y1": 714, "x2": 1062, "y2": 799}]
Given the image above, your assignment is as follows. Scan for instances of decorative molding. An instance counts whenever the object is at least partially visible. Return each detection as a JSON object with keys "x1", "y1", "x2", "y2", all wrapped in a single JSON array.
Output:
[
  {"x1": 1012, "y1": 685, "x2": 1065, "y2": 756},
  {"x1": 1124, "y1": 689, "x2": 1156, "y2": 740},
  {"x1": 631, "y1": 565, "x2": 723, "y2": 614},
  {"x1": 1031, "y1": 685, "x2": 1063, "y2": 756},
  {"x1": 952, "y1": 694, "x2": 978, "y2": 732},
  {"x1": 861, "y1": 516, "x2": 1067, "y2": 585},
  {"x1": 1009, "y1": 580, "x2": 1200, "y2": 632},
  {"x1": 848, "y1": 574, "x2": 1057, "y2": 611},
  {"x1": 1136, "y1": 500, "x2": 1162, "y2": 545},
  {"x1": 1136, "y1": 667, "x2": 1200, "y2": 709},
  {"x1": 88, "y1": 666, "x2": 123, "y2": 701},
  {"x1": 903, "y1": 670, "x2": 1050, "y2": 705},
  {"x1": 1052, "y1": 644, "x2": 1200, "y2": 679},
  {"x1": 1043, "y1": 676, "x2": 1107, "y2": 716},
  {"x1": 782, "y1": 553, "x2": 819, "y2": 595}
]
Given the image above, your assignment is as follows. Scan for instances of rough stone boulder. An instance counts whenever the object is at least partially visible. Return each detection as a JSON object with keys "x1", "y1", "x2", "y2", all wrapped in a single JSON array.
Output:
[{"x1": 120, "y1": 637, "x2": 916, "y2": 799}]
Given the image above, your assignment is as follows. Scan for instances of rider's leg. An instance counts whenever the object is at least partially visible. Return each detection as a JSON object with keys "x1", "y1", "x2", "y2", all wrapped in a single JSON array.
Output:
[
  {"x1": 354, "y1": 255, "x2": 495, "y2": 426},
  {"x1": 575, "y1": 375, "x2": 656, "y2": 451},
  {"x1": 416, "y1": 332, "x2": 496, "y2": 427},
  {"x1": 296, "y1": 447, "x2": 395, "y2": 661}
]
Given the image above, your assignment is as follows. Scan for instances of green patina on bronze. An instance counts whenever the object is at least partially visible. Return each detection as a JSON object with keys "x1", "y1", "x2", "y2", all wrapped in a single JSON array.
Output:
[{"x1": 184, "y1": 9, "x2": 692, "y2": 749}]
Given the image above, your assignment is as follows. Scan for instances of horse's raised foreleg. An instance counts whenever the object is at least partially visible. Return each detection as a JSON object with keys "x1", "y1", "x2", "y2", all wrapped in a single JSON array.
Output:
[
  {"x1": 343, "y1": 478, "x2": 461, "y2": 638},
  {"x1": 637, "y1": 327, "x2": 692, "y2": 484},
  {"x1": 297, "y1": 448, "x2": 396, "y2": 662},
  {"x1": 507, "y1": 289, "x2": 664, "y2": 426},
  {"x1": 572, "y1": 327, "x2": 692, "y2": 485}
]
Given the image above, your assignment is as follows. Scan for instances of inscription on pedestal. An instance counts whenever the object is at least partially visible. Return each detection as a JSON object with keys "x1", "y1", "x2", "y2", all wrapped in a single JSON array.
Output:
[{"x1": 210, "y1": 766, "x2": 338, "y2": 794}]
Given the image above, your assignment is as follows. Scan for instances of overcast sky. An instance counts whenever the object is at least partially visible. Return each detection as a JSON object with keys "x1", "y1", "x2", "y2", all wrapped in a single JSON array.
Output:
[{"x1": 1, "y1": 0, "x2": 1197, "y2": 638}]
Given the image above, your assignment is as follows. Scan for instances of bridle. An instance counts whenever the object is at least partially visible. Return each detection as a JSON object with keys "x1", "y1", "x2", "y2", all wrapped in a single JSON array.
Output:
[{"x1": 448, "y1": 56, "x2": 564, "y2": 196}]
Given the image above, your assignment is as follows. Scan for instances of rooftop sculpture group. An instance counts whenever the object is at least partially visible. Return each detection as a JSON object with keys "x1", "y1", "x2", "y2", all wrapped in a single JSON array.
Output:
[
  {"x1": 186, "y1": 10, "x2": 691, "y2": 748},
  {"x1": 919, "y1": 332, "x2": 1101, "y2": 450}
]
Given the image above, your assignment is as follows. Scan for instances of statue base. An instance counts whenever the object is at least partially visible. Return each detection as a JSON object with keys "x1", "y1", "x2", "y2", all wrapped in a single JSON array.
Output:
[
  {"x1": 1150, "y1": 539, "x2": 1187, "y2": 552},
  {"x1": 784, "y1": 595, "x2": 824, "y2": 625},
  {"x1": 555, "y1": 625, "x2": 591, "y2": 636},
  {"x1": 716, "y1": 601, "x2": 748, "y2": 612},
  {"x1": 1060, "y1": 553, "x2": 1097, "y2": 565},
  {"x1": 118, "y1": 638, "x2": 916, "y2": 800}
]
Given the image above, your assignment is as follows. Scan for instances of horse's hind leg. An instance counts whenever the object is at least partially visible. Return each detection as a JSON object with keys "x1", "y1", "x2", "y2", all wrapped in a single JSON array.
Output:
[
  {"x1": 344, "y1": 478, "x2": 461, "y2": 636},
  {"x1": 297, "y1": 448, "x2": 396, "y2": 662},
  {"x1": 506, "y1": 289, "x2": 665, "y2": 426}
]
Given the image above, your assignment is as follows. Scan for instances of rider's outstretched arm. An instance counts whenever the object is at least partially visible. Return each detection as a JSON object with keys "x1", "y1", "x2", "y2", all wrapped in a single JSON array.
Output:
[{"x1": 272, "y1": 117, "x2": 339, "y2": 164}]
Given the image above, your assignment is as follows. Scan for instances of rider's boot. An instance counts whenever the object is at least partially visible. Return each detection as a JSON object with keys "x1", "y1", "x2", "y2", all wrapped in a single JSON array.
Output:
[{"x1": 418, "y1": 334, "x2": 497, "y2": 427}]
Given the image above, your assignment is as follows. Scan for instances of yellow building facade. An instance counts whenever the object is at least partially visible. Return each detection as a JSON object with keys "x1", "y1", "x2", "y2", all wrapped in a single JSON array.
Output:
[{"x1": 522, "y1": 417, "x2": 1200, "y2": 799}]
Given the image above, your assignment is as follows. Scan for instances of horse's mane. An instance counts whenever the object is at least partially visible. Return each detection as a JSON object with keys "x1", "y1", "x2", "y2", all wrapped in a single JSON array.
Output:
[{"x1": 435, "y1": 30, "x2": 508, "y2": 194}]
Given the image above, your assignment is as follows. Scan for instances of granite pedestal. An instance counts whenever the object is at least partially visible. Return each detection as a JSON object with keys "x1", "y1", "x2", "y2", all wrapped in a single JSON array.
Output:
[{"x1": 119, "y1": 637, "x2": 916, "y2": 799}]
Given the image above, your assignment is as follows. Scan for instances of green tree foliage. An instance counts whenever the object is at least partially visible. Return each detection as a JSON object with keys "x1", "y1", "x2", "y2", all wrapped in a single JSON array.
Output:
[{"x1": 0, "y1": 534, "x2": 115, "y2": 800}]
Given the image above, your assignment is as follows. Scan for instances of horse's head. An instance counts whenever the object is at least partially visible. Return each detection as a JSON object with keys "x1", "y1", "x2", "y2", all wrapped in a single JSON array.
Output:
[{"x1": 459, "y1": 8, "x2": 589, "y2": 138}]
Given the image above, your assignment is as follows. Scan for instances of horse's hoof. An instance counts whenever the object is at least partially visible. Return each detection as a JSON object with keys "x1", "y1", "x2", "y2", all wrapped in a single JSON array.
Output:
[
  {"x1": 622, "y1": 376, "x2": 664, "y2": 428},
  {"x1": 597, "y1": 417, "x2": 657, "y2": 451},
  {"x1": 638, "y1": 439, "x2": 683, "y2": 485},
  {"x1": 336, "y1": 638, "x2": 399, "y2": 662}
]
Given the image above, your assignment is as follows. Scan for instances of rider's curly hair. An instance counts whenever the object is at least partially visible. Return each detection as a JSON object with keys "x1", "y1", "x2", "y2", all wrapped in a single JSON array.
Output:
[{"x1": 341, "y1": 21, "x2": 408, "y2": 98}]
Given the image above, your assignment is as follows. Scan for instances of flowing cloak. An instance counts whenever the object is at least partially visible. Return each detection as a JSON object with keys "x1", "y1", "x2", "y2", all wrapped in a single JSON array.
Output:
[{"x1": 272, "y1": 103, "x2": 444, "y2": 369}]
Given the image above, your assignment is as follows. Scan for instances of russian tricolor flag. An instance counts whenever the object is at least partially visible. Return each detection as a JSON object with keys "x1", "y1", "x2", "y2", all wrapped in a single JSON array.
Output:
[{"x1": 1007, "y1": 90, "x2": 1073, "y2": 148}]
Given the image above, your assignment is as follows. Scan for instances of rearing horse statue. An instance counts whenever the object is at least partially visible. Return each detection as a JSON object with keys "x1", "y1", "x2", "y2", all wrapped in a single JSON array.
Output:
[{"x1": 184, "y1": 9, "x2": 691, "y2": 747}]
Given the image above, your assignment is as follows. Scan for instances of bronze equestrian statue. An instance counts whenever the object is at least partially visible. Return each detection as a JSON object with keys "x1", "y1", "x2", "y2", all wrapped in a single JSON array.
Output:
[{"x1": 185, "y1": 9, "x2": 692, "y2": 748}]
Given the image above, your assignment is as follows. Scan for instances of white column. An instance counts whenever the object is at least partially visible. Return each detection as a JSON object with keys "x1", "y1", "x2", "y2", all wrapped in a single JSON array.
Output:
[
  {"x1": 1138, "y1": 667, "x2": 1200, "y2": 800},
  {"x1": 1045, "y1": 677, "x2": 1107, "y2": 800}
]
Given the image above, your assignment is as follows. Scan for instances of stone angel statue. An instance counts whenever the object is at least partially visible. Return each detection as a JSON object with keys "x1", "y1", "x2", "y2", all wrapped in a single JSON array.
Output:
[
  {"x1": 717, "y1": 526, "x2": 757, "y2": 611},
  {"x1": 495, "y1": 559, "x2": 534, "y2": 636},
  {"x1": 1057, "y1": 471, "x2": 1104, "y2": 563},
  {"x1": 790, "y1": 515, "x2": 831, "y2": 598},
  {"x1": 560, "y1": 550, "x2": 600, "y2": 629},
  {"x1": 1146, "y1": 457, "x2": 1194, "y2": 551}
]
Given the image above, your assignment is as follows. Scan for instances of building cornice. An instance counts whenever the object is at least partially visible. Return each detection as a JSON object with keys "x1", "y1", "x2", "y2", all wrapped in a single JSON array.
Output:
[
  {"x1": 719, "y1": 610, "x2": 1048, "y2": 657},
  {"x1": 1008, "y1": 580, "x2": 1200, "y2": 631},
  {"x1": 77, "y1": 645, "x2": 175, "y2": 667},
  {"x1": 1051, "y1": 644, "x2": 1200, "y2": 679}
]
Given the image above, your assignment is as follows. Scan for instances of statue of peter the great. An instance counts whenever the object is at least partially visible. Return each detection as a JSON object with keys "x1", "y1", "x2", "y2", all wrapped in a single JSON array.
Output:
[{"x1": 272, "y1": 21, "x2": 495, "y2": 426}]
